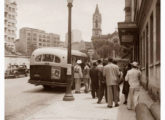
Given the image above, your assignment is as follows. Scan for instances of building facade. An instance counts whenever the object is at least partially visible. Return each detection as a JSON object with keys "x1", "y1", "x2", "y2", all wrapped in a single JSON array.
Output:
[
  {"x1": 118, "y1": 0, "x2": 160, "y2": 100},
  {"x1": 17, "y1": 27, "x2": 60, "y2": 56},
  {"x1": 4, "y1": 0, "x2": 17, "y2": 52},
  {"x1": 65, "y1": 29, "x2": 83, "y2": 46}
]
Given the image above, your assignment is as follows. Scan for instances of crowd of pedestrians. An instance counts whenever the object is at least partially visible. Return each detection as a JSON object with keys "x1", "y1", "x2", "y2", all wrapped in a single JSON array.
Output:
[{"x1": 73, "y1": 57, "x2": 141, "y2": 111}]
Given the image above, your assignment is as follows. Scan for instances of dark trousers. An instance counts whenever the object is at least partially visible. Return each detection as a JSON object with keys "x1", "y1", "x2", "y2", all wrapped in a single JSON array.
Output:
[
  {"x1": 91, "y1": 82, "x2": 99, "y2": 98},
  {"x1": 98, "y1": 83, "x2": 107, "y2": 102}
]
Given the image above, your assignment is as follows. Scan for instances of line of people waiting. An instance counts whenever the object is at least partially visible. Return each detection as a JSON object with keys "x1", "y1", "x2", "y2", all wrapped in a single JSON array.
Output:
[{"x1": 73, "y1": 57, "x2": 141, "y2": 110}]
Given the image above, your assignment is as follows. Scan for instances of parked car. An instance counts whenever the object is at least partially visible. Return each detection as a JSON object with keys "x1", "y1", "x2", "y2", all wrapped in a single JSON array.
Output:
[{"x1": 5, "y1": 64, "x2": 29, "y2": 78}]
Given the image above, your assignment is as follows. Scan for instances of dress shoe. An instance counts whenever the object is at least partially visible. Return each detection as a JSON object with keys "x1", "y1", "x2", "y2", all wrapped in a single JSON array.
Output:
[
  {"x1": 97, "y1": 101, "x2": 101, "y2": 104},
  {"x1": 107, "y1": 105, "x2": 112, "y2": 108},
  {"x1": 123, "y1": 101, "x2": 127, "y2": 104},
  {"x1": 115, "y1": 104, "x2": 119, "y2": 107}
]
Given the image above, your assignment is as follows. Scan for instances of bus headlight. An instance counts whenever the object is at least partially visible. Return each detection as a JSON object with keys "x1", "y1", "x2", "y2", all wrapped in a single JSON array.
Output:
[{"x1": 51, "y1": 67, "x2": 61, "y2": 79}]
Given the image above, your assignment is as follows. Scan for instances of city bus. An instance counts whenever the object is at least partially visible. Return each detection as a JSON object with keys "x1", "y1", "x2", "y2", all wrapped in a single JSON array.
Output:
[{"x1": 28, "y1": 47, "x2": 88, "y2": 89}]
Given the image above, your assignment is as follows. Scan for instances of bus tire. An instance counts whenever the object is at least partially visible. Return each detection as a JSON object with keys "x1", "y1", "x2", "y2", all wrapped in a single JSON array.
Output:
[{"x1": 43, "y1": 85, "x2": 51, "y2": 90}]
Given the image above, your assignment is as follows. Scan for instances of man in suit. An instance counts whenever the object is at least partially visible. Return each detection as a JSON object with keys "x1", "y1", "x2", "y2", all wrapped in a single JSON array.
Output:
[
  {"x1": 89, "y1": 62, "x2": 99, "y2": 98},
  {"x1": 97, "y1": 60, "x2": 108, "y2": 103},
  {"x1": 103, "y1": 57, "x2": 120, "y2": 108}
]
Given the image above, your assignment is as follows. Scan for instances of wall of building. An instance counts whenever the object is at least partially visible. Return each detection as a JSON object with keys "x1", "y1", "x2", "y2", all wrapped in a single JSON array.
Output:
[
  {"x1": 118, "y1": 0, "x2": 160, "y2": 101},
  {"x1": 18, "y1": 27, "x2": 60, "y2": 56},
  {"x1": 135, "y1": 0, "x2": 160, "y2": 100},
  {"x1": 65, "y1": 29, "x2": 82, "y2": 46},
  {"x1": 4, "y1": 0, "x2": 17, "y2": 51}
]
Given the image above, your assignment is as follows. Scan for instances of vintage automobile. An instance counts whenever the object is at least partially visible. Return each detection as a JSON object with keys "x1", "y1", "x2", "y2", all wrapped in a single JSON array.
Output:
[{"x1": 5, "y1": 64, "x2": 29, "y2": 78}]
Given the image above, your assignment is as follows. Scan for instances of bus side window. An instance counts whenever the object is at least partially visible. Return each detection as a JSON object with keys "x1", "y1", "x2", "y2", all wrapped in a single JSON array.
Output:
[
  {"x1": 35, "y1": 55, "x2": 42, "y2": 62},
  {"x1": 55, "y1": 56, "x2": 60, "y2": 63}
]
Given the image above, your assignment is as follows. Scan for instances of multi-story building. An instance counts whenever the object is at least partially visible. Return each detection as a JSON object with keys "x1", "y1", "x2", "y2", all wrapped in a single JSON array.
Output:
[
  {"x1": 17, "y1": 27, "x2": 60, "y2": 56},
  {"x1": 118, "y1": 0, "x2": 160, "y2": 100},
  {"x1": 58, "y1": 41, "x2": 65, "y2": 48},
  {"x1": 4, "y1": 0, "x2": 17, "y2": 52},
  {"x1": 65, "y1": 29, "x2": 83, "y2": 47}
]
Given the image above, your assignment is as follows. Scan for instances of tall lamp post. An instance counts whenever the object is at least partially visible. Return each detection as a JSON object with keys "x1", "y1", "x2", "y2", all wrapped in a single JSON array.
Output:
[{"x1": 63, "y1": 0, "x2": 74, "y2": 101}]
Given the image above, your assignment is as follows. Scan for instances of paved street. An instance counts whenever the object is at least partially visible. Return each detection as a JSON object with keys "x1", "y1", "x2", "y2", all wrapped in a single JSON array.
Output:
[{"x1": 5, "y1": 77, "x2": 65, "y2": 120}]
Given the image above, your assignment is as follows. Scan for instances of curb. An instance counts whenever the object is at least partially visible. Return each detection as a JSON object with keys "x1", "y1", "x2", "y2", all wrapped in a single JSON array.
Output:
[
  {"x1": 150, "y1": 102, "x2": 160, "y2": 120},
  {"x1": 135, "y1": 103, "x2": 155, "y2": 120}
]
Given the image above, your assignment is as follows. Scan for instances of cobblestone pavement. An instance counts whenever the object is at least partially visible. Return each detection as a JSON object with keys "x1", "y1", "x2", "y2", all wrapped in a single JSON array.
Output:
[{"x1": 25, "y1": 87, "x2": 137, "y2": 120}]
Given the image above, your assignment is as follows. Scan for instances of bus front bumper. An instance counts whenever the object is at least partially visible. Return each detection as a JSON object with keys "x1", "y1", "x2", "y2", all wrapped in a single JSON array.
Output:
[{"x1": 28, "y1": 79, "x2": 68, "y2": 87}]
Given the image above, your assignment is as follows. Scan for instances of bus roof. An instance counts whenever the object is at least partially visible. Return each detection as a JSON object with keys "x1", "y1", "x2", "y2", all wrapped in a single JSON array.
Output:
[{"x1": 31, "y1": 47, "x2": 87, "y2": 58}]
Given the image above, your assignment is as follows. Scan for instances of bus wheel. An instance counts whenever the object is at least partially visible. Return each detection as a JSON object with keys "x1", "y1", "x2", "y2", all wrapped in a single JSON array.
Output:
[{"x1": 43, "y1": 85, "x2": 51, "y2": 90}]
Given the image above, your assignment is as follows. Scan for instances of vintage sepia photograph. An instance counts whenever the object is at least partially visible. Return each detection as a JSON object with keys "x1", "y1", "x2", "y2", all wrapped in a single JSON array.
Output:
[{"x1": 3, "y1": 0, "x2": 162, "y2": 120}]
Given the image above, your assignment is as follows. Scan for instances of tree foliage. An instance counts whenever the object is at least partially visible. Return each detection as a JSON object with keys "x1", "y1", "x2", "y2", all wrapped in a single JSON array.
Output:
[{"x1": 92, "y1": 39, "x2": 122, "y2": 59}]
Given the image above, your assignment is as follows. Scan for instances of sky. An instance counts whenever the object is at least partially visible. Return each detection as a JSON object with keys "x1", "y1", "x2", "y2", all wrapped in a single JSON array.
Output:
[{"x1": 15, "y1": 0, "x2": 125, "y2": 42}]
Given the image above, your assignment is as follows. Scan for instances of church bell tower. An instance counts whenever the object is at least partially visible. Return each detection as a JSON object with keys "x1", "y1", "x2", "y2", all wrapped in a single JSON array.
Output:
[{"x1": 92, "y1": 4, "x2": 102, "y2": 36}]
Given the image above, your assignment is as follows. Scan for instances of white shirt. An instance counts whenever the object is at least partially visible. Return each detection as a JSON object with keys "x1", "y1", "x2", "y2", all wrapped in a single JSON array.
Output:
[{"x1": 125, "y1": 68, "x2": 141, "y2": 88}]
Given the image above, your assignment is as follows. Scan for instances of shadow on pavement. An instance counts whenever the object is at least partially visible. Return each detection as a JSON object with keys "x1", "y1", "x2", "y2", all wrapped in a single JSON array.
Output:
[{"x1": 24, "y1": 87, "x2": 66, "y2": 94}]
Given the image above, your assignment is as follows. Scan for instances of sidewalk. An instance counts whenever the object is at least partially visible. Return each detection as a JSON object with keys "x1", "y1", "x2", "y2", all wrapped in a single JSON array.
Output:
[
  {"x1": 138, "y1": 87, "x2": 154, "y2": 107},
  {"x1": 25, "y1": 86, "x2": 153, "y2": 120}
]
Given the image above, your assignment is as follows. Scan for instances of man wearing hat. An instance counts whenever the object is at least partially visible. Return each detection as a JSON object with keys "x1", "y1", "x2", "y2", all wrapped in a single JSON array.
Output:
[
  {"x1": 74, "y1": 60, "x2": 83, "y2": 93},
  {"x1": 125, "y1": 61, "x2": 141, "y2": 110}
]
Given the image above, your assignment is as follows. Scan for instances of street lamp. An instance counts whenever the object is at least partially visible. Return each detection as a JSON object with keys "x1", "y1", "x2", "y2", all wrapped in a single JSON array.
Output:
[{"x1": 63, "y1": 0, "x2": 74, "y2": 101}]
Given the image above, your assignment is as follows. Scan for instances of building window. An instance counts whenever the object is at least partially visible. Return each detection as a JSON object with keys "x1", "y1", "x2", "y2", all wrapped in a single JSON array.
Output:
[
  {"x1": 156, "y1": 1, "x2": 160, "y2": 62},
  {"x1": 8, "y1": 30, "x2": 11, "y2": 34},
  {"x1": 9, "y1": 14, "x2": 11, "y2": 19},
  {"x1": 150, "y1": 13, "x2": 153, "y2": 64},
  {"x1": 33, "y1": 33, "x2": 37, "y2": 37},
  {"x1": 28, "y1": 33, "x2": 31, "y2": 36},
  {"x1": 5, "y1": 12, "x2": 7, "y2": 17},
  {"x1": 5, "y1": 28, "x2": 7, "y2": 32},
  {"x1": 33, "y1": 38, "x2": 37, "y2": 41},
  {"x1": 146, "y1": 24, "x2": 149, "y2": 67},
  {"x1": 139, "y1": 36, "x2": 142, "y2": 66},
  {"x1": 12, "y1": 8, "x2": 15, "y2": 12},
  {"x1": 27, "y1": 37, "x2": 31, "y2": 41},
  {"x1": 142, "y1": 31, "x2": 145, "y2": 67}
]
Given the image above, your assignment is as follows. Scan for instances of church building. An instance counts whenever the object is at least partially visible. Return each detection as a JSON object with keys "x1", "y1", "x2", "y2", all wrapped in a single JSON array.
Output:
[
  {"x1": 91, "y1": 4, "x2": 120, "y2": 58},
  {"x1": 91, "y1": 4, "x2": 119, "y2": 44}
]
